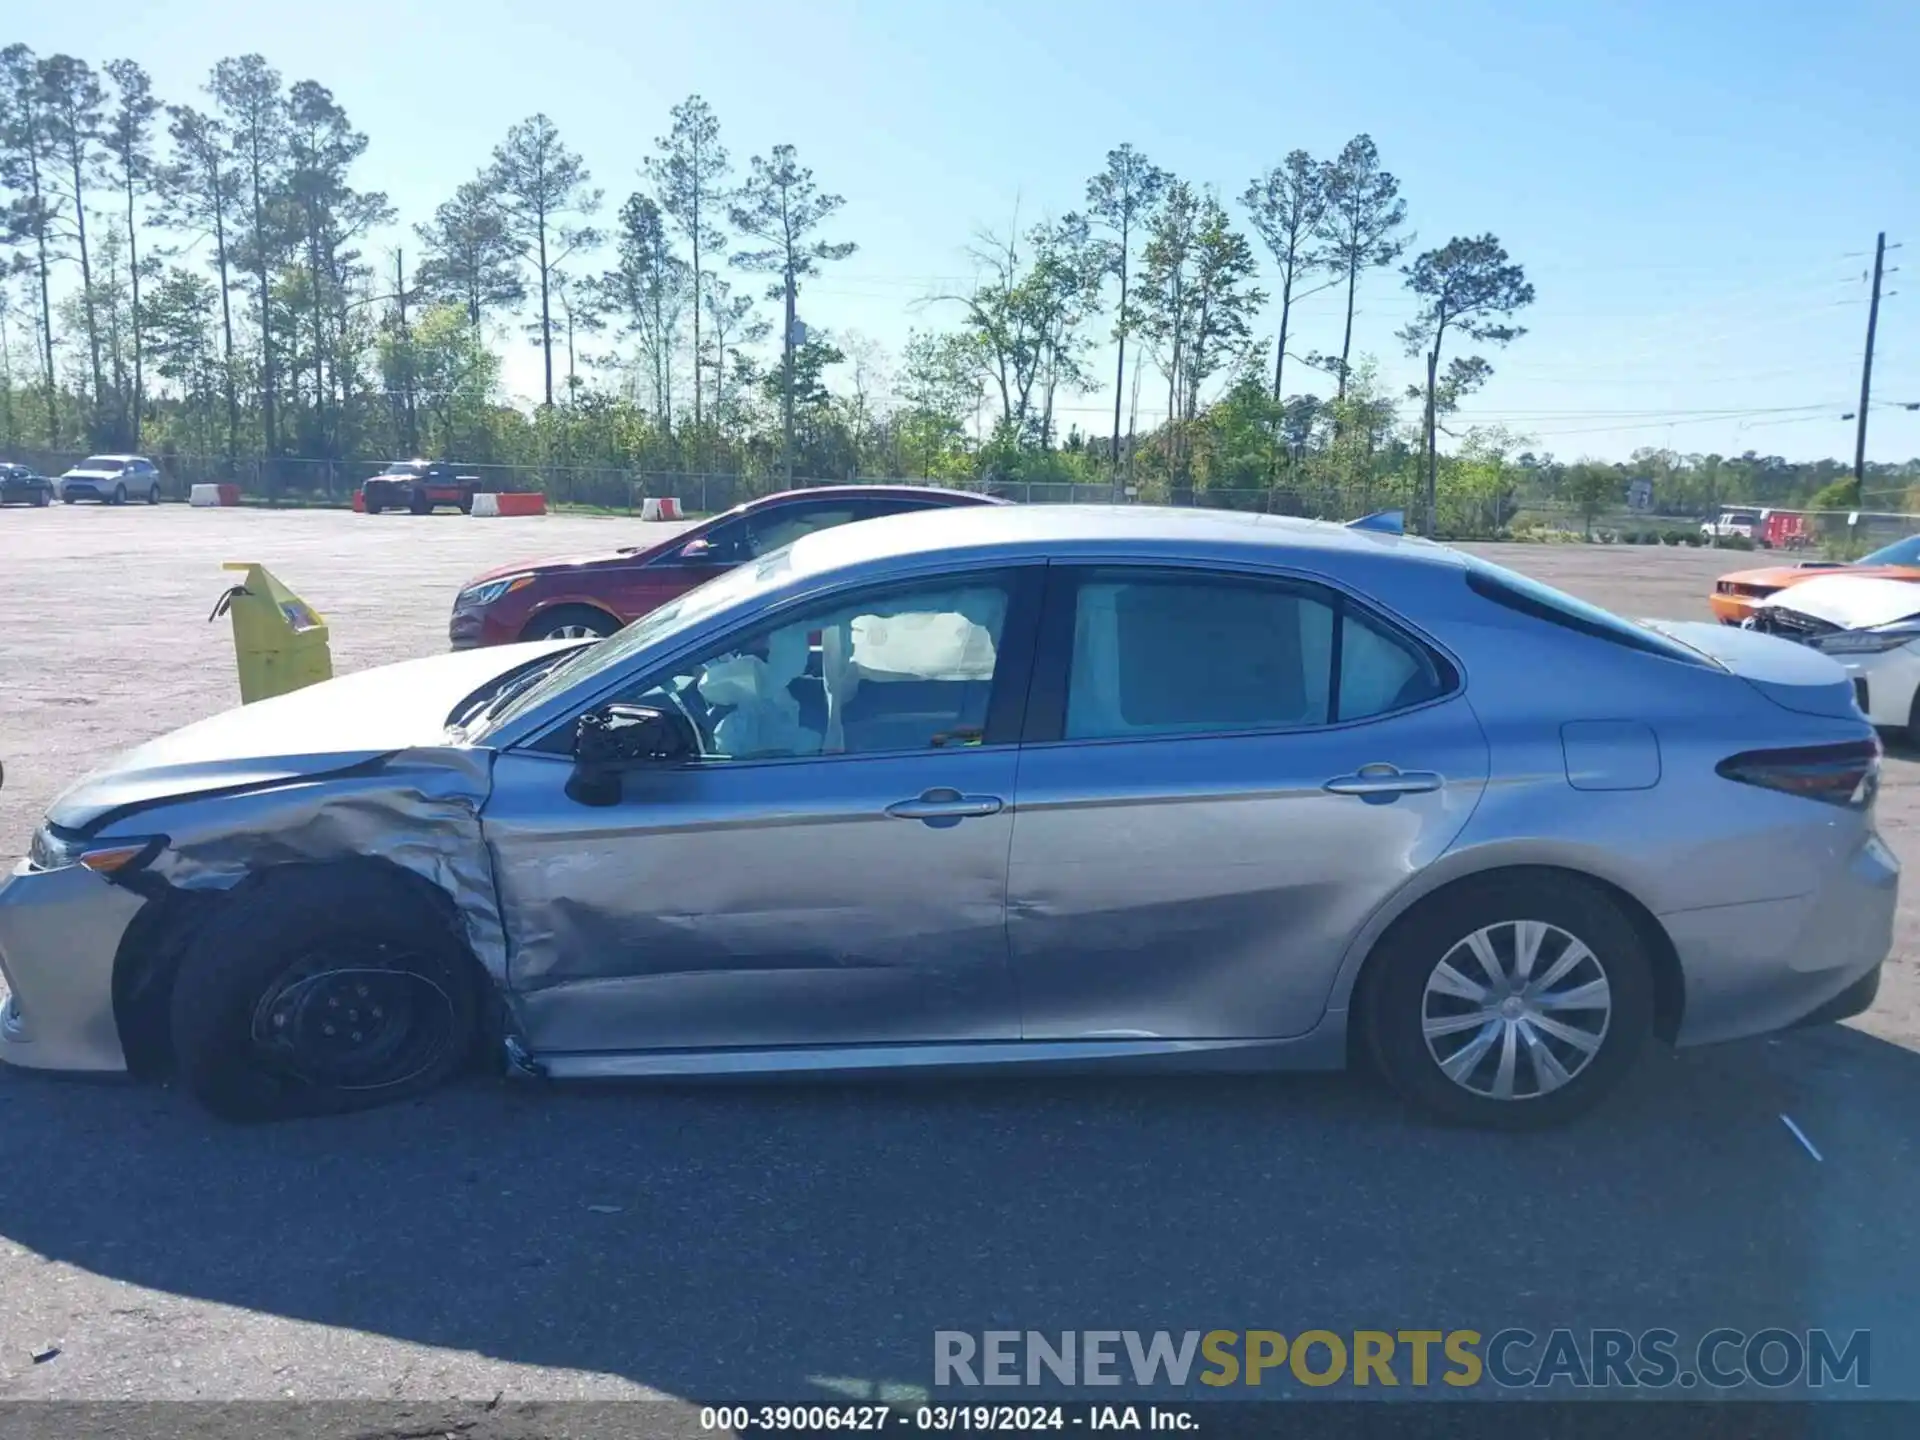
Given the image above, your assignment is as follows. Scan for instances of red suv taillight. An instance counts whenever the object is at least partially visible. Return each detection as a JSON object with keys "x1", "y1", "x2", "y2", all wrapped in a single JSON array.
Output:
[{"x1": 1716, "y1": 738, "x2": 1881, "y2": 809}]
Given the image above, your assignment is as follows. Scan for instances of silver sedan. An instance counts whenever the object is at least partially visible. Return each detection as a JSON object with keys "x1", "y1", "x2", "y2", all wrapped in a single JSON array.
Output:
[{"x1": 0, "y1": 505, "x2": 1896, "y2": 1125}]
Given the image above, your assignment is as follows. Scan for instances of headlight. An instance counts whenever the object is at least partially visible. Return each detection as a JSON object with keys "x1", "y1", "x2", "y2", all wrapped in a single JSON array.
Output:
[
  {"x1": 1812, "y1": 629, "x2": 1920, "y2": 655},
  {"x1": 455, "y1": 575, "x2": 535, "y2": 609},
  {"x1": 28, "y1": 826, "x2": 161, "y2": 875}
]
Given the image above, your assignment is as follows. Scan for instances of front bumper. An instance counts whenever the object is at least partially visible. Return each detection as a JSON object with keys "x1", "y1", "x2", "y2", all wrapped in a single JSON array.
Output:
[
  {"x1": 1708, "y1": 591, "x2": 1769, "y2": 625},
  {"x1": 0, "y1": 858, "x2": 143, "y2": 1073},
  {"x1": 60, "y1": 482, "x2": 109, "y2": 500},
  {"x1": 450, "y1": 605, "x2": 489, "y2": 650},
  {"x1": 1665, "y1": 832, "x2": 1899, "y2": 1046}
]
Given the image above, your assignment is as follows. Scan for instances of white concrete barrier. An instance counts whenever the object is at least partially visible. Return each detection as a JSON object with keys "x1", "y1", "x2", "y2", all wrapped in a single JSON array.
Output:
[
  {"x1": 640, "y1": 496, "x2": 684, "y2": 521},
  {"x1": 470, "y1": 492, "x2": 501, "y2": 517},
  {"x1": 189, "y1": 484, "x2": 222, "y2": 507}
]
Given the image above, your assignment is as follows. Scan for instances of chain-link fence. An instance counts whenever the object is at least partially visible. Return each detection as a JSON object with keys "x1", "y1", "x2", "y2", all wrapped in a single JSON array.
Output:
[{"x1": 17, "y1": 447, "x2": 1920, "y2": 549}]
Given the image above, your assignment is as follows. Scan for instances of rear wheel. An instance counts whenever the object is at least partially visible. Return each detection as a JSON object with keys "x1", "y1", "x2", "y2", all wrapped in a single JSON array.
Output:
[
  {"x1": 1360, "y1": 872, "x2": 1654, "y2": 1129},
  {"x1": 111, "y1": 483, "x2": 127, "y2": 505},
  {"x1": 169, "y1": 865, "x2": 485, "y2": 1122},
  {"x1": 520, "y1": 605, "x2": 619, "y2": 642},
  {"x1": 147, "y1": 483, "x2": 161, "y2": 505},
  {"x1": 33, "y1": 488, "x2": 49, "y2": 507}
]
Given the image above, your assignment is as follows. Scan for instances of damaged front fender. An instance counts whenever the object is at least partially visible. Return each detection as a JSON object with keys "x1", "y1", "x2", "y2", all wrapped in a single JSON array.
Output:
[{"x1": 139, "y1": 746, "x2": 508, "y2": 981}]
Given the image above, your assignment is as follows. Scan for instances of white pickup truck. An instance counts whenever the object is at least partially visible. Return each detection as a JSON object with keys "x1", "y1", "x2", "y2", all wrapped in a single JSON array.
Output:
[{"x1": 1701, "y1": 509, "x2": 1762, "y2": 542}]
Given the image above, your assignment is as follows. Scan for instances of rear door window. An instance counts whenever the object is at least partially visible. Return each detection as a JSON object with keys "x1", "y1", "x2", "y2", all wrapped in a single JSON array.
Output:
[{"x1": 1045, "y1": 568, "x2": 1454, "y2": 742}]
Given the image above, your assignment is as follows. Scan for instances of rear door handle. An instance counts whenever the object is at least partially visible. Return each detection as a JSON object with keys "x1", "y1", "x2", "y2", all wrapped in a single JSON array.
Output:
[
  {"x1": 886, "y1": 788, "x2": 1005, "y2": 821},
  {"x1": 1323, "y1": 765, "x2": 1444, "y2": 797}
]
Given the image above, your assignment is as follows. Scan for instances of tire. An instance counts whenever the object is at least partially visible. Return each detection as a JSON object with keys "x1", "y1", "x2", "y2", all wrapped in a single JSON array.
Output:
[
  {"x1": 408, "y1": 489, "x2": 431, "y2": 516},
  {"x1": 520, "y1": 605, "x2": 620, "y2": 643},
  {"x1": 1360, "y1": 871, "x2": 1654, "y2": 1130},
  {"x1": 147, "y1": 483, "x2": 161, "y2": 505},
  {"x1": 365, "y1": 494, "x2": 384, "y2": 515},
  {"x1": 111, "y1": 483, "x2": 127, "y2": 505},
  {"x1": 458, "y1": 493, "x2": 473, "y2": 514},
  {"x1": 169, "y1": 864, "x2": 485, "y2": 1122},
  {"x1": 62, "y1": 493, "x2": 76, "y2": 504},
  {"x1": 33, "y1": 489, "x2": 49, "y2": 507},
  {"x1": 1903, "y1": 690, "x2": 1920, "y2": 752}
]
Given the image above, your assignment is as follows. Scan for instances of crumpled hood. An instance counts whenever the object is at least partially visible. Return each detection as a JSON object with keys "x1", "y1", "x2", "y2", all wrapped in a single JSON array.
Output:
[
  {"x1": 1756, "y1": 575, "x2": 1920, "y2": 631},
  {"x1": 462, "y1": 536, "x2": 680, "y2": 588},
  {"x1": 49, "y1": 641, "x2": 576, "y2": 832}
]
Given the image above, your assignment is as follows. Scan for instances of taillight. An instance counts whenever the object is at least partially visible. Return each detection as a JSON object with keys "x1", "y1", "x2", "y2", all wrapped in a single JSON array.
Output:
[{"x1": 1716, "y1": 738, "x2": 1881, "y2": 809}]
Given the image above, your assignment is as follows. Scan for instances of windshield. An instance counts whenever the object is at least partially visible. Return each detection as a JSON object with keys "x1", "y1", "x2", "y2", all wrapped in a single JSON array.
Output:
[
  {"x1": 1860, "y1": 535, "x2": 1920, "y2": 567},
  {"x1": 78, "y1": 456, "x2": 125, "y2": 470},
  {"x1": 471, "y1": 547, "x2": 797, "y2": 738}
]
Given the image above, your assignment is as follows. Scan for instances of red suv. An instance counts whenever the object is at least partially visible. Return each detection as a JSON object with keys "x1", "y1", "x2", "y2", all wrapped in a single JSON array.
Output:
[{"x1": 449, "y1": 484, "x2": 1007, "y2": 649}]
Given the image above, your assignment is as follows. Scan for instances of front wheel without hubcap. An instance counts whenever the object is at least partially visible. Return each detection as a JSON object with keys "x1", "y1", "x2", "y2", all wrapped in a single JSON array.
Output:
[
  {"x1": 1362, "y1": 874, "x2": 1653, "y2": 1129},
  {"x1": 170, "y1": 865, "x2": 483, "y2": 1121}
]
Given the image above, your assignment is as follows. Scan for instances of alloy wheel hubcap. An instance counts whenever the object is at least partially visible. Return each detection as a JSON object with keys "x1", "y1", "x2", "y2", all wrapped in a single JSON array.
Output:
[
  {"x1": 553, "y1": 624, "x2": 598, "y2": 639},
  {"x1": 1421, "y1": 920, "x2": 1611, "y2": 1101}
]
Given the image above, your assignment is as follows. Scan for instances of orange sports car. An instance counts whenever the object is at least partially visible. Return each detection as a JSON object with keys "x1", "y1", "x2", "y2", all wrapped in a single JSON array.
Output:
[{"x1": 1710, "y1": 534, "x2": 1920, "y2": 624}]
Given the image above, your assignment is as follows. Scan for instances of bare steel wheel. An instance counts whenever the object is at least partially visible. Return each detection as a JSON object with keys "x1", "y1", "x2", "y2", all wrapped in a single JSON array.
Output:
[
  {"x1": 1420, "y1": 921, "x2": 1611, "y2": 1101},
  {"x1": 1362, "y1": 871, "x2": 1654, "y2": 1129},
  {"x1": 170, "y1": 863, "x2": 484, "y2": 1122},
  {"x1": 251, "y1": 956, "x2": 459, "y2": 1093}
]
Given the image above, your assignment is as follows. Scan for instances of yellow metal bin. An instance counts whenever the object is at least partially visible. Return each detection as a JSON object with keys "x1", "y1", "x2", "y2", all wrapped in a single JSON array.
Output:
[{"x1": 210, "y1": 562, "x2": 333, "y2": 704}]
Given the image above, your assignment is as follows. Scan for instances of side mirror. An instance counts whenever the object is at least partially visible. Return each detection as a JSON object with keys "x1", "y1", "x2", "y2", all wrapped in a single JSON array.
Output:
[
  {"x1": 678, "y1": 537, "x2": 714, "y2": 559},
  {"x1": 565, "y1": 703, "x2": 697, "y2": 807}
]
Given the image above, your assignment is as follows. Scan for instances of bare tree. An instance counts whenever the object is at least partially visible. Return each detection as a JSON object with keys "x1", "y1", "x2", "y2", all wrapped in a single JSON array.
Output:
[
  {"x1": 700, "y1": 271, "x2": 766, "y2": 433},
  {"x1": 102, "y1": 59, "x2": 160, "y2": 445},
  {"x1": 601, "y1": 191, "x2": 688, "y2": 429},
  {"x1": 1318, "y1": 134, "x2": 1407, "y2": 398},
  {"x1": 644, "y1": 96, "x2": 728, "y2": 436},
  {"x1": 488, "y1": 114, "x2": 601, "y2": 408},
  {"x1": 157, "y1": 104, "x2": 241, "y2": 457},
  {"x1": 39, "y1": 54, "x2": 108, "y2": 423},
  {"x1": 729, "y1": 143, "x2": 856, "y2": 483},
  {"x1": 211, "y1": 54, "x2": 287, "y2": 453},
  {"x1": 1086, "y1": 144, "x2": 1169, "y2": 472},
  {"x1": 1398, "y1": 234, "x2": 1533, "y2": 536},
  {"x1": 1241, "y1": 149, "x2": 1332, "y2": 403},
  {"x1": 0, "y1": 45, "x2": 61, "y2": 442}
]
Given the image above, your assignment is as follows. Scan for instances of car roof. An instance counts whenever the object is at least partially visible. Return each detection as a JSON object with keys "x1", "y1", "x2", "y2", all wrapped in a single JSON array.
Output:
[
  {"x1": 741, "y1": 483, "x2": 1004, "y2": 510},
  {"x1": 783, "y1": 502, "x2": 1464, "y2": 578}
]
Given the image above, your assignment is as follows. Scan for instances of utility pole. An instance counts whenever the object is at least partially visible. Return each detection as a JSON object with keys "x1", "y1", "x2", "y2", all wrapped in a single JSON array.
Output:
[
  {"x1": 394, "y1": 248, "x2": 418, "y2": 456},
  {"x1": 1854, "y1": 232, "x2": 1888, "y2": 508}
]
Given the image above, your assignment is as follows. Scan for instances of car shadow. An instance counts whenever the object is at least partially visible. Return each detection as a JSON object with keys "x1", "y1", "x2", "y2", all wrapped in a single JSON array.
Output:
[{"x1": 1, "y1": 1027, "x2": 1918, "y2": 1401}]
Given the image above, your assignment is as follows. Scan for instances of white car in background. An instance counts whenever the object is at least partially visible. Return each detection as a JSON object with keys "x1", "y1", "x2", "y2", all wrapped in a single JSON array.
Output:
[
  {"x1": 1752, "y1": 575, "x2": 1920, "y2": 742},
  {"x1": 58, "y1": 454, "x2": 163, "y2": 505},
  {"x1": 1701, "y1": 509, "x2": 1762, "y2": 542}
]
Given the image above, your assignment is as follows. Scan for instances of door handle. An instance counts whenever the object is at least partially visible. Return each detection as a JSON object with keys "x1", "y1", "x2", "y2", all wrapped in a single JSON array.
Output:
[
  {"x1": 1323, "y1": 765, "x2": 1444, "y2": 797},
  {"x1": 886, "y1": 788, "x2": 1005, "y2": 821}
]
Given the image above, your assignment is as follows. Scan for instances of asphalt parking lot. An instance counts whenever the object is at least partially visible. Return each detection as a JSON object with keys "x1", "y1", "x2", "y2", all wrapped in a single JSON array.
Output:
[{"x1": 3, "y1": 505, "x2": 1920, "y2": 1405}]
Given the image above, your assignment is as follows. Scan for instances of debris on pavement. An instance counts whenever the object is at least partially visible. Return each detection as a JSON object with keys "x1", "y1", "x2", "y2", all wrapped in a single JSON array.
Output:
[
  {"x1": 1781, "y1": 1114, "x2": 1824, "y2": 1162},
  {"x1": 585, "y1": 1204, "x2": 624, "y2": 1214},
  {"x1": 30, "y1": 1346, "x2": 59, "y2": 1364}
]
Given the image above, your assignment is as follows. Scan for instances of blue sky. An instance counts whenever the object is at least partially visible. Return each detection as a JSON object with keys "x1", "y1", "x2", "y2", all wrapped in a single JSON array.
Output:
[{"x1": 15, "y1": 0, "x2": 1920, "y2": 462}]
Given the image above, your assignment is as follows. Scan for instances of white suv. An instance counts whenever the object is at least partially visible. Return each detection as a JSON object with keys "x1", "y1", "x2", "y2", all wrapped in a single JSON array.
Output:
[{"x1": 58, "y1": 455, "x2": 164, "y2": 505}]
